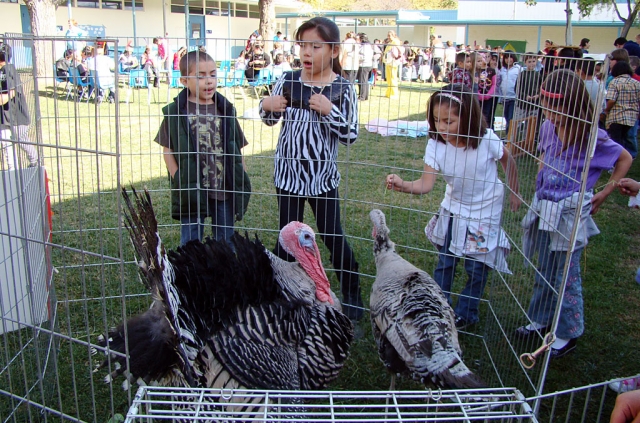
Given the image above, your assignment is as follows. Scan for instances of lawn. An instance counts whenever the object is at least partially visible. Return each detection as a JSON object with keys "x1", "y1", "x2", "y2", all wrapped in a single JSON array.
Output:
[{"x1": 1, "y1": 76, "x2": 639, "y2": 422}]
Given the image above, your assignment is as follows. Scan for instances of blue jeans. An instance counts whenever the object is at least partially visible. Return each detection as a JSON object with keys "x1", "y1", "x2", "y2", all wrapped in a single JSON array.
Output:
[
  {"x1": 433, "y1": 219, "x2": 490, "y2": 324},
  {"x1": 626, "y1": 119, "x2": 638, "y2": 159},
  {"x1": 503, "y1": 99, "x2": 516, "y2": 135},
  {"x1": 526, "y1": 228, "x2": 584, "y2": 340},
  {"x1": 180, "y1": 199, "x2": 234, "y2": 246}
]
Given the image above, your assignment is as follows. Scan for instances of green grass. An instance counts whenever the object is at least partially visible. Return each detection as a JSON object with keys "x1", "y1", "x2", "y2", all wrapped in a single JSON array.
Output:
[{"x1": 2, "y1": 78, "x2": 640, "y2": 422}]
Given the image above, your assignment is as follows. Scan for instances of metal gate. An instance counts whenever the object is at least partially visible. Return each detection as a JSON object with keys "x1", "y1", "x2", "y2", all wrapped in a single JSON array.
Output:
[{"x1": 0, "y1": 34, "x2": 635, "y2": 422}]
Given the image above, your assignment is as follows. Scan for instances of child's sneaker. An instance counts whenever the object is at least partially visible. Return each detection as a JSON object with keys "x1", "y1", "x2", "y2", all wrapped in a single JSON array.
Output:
[{"x1": 608, "y1": 377, "x2": 640, "y2": 393}]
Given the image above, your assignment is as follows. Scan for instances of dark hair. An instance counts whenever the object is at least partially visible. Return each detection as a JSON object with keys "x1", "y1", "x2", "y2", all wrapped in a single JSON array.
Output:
[
  {"x1": 558, "y1": 47, "x2": 577, "y2": 58},
  {"x1": 64, "y1": 48, "x2": 74, "y2": 58},
  {"x1": 523, "y1": 51, "x2": 537, "y2": 62},
  {"x1": 455, "y1": 51, "x2": 467, "y2": 65},
  {"x1": 579, "y1": 57, "x2": 596, "y2": 76},
  {"x1": 179, "y1": 50, "x2": 215, "y2": 77},
  {"x1": 539, "y1": 69, "x2": 594, "y2": 146},
  {"x1": 502, "y1": 50, "x2": 517, "y2": 67},
  {"x1": 612, "y1": 60, "x2": 633, "y2": 77},
  {"x1": 274, "y1": 53, "x2": 284, "y2": 66},
  {"x1": 294, "y1": 17, "x2": 342, "y2": 75},
  {"x1": 358, "y1": 33, "x2": 370, "y2": 44},
  {"x1": 580, "y1": 38, "x2": 590, "y2": 47},
  {"x1": 0, "y1": 43, "x2": 11, "y2": 63},
  {"x1": 630, "y1": 55, "x2": 640, "y2": 68},
  {"x1": 427, "y1": 83, "x2": 487, "y2": 149},
  {"x1": 610, "y1": 48, "x2": 630, "y2": 62},
  {"x1": 614, "y1": 37, "x2": 628, "y2": 46},
  {"x1": 153, "y1": 37, "x2": 159, "y2": 44}
]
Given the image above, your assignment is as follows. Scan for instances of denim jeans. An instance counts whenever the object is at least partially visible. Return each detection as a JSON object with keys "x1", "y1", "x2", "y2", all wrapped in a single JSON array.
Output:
[
  {"x1": 526, "y1": 227, "x2": 584, "y2": 340},
  {"x1": 180, "y1": 199, "x2": 234, "y2": 246},
  {"x1": 625, "y1": 120, "x2": 639, "y2": 159},
  {"x1": 503, "y1": 99, "x2": 516, "y2": 135},
  {"x1": 433, "y1": 218, "x2": 490, "y2": 324}
]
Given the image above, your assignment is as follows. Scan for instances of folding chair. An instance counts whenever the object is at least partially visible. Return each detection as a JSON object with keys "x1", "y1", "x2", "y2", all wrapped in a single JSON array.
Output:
[
  {"x1": 68, "y1": 67, "x2": 93, "y2": 103},
  {"x1": 91, "y1": 70, "x2": 116, "y2": 104},
  {"x1": 228, "y1": 69, "x2": 246, "y2": 100},
  {"x1": 126, "y1": 69, "x2": 156, "y2": 104},
  {"x1": 53, "y1": 65, "x2": 73, "y2": 100},
  {"x1": 248, "y1": 68, "x2": 272, "y2": 98}
]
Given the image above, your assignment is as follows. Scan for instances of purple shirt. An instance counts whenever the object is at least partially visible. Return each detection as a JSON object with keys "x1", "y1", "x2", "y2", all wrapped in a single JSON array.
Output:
[{"x1": 536, "y1": 120, "x2": 623, "y2": 202}]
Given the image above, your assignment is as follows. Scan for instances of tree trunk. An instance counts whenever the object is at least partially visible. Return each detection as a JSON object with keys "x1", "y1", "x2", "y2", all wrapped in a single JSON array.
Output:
[
  {"x1": 620, "y1": 11, "x2": 638, "y2": 38},
  {"x1": 22, "y1": 0, "x2": 60, "y2": 78},
  {"x1": 258, "y1": 0, "x2": 275, "y2": 51},
  {"x1": 565, "y1": 0, "x2": 573, "y2": 45}
]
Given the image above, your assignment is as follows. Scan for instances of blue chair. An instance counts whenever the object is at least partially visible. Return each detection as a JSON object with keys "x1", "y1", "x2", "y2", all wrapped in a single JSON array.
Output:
[
  {"x1": 68, "y1": 67, "x2": 93, "y2": 102},
  {"x1": 228, "y1": 69, "x2": 245, "y2": 88},
  {"x1": 219, "y1": 60, "x2": 232, "y2": 72},
  {"x1": 129, "y1": 69, "x2": 148, "y2": 88},
  {"x1": 53, "y1": 65, "x2": 73, "y2": 100},
  {"x1": 168, "y1": 69, "x2": 183, "y2": 88},
  {"x1": 271, "y1": 67, "x2": 284, "y2": 81},
  {"x1": 248, "y1": 68, "x2": 272, "y2": 98}
]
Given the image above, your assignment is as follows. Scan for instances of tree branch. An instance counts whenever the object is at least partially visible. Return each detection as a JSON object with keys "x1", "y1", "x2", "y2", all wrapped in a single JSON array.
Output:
[{"x1": 612, "y1": 0, "x2": 625, "y2": 22}]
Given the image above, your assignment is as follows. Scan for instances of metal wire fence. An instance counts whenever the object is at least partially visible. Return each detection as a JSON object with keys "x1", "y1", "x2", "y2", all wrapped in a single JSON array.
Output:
[{"x1": 0, "y1": 34, "x2": 634, "y2": 422}]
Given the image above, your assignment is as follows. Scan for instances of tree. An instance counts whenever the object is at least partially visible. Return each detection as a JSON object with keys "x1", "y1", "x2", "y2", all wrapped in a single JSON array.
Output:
[
  {"x1": 22, "y1": 0, "x2": 65, "y2": 77},
  {"x1": 259, "y1": 0, "x2": 276, "y2": 48},
  {"x1": 576, "y1": 0, "x2": 640, "y2": 38}
]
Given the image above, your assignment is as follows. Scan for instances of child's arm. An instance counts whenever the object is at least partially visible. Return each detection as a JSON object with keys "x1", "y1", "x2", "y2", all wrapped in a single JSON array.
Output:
[
  {"x1": 386, "y1": 164, "x2": 437, "y2": 195},
  {"x1": 499, "y1": 147, "x2": 522, "y2": 211},
  {"x1": 162, "y1": 147, "x2": 178, "y2": 178},
  {"x1": 591, "y1": 148, "x2": 633, "y2": 214},
  {"x1": 259, "y1": 76, "x2": 287, "y2": 126},
  {"x1": 619, "y1": 178, "x2": 640, "y2": 196},
  {"x1": 316, "y1": 85, "x2": 358, "y2": 146}
]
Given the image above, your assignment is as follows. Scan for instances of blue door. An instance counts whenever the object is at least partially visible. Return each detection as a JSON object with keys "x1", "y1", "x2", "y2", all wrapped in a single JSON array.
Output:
[
  {"x1": 20, "y1": 5, "x2": 32, "y2": 34},
  {"x1": 188, "y1": 15, "x2": 205, "y2": 48}
]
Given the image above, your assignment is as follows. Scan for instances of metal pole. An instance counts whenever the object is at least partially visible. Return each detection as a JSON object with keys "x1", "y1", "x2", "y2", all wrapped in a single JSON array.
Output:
[
  {"x1": 67, "y1": 0, "x2": 72, "y2": 19},
  {"x1": 162, "y1": 0, "x2": 167, "y2": 38},
  {"x1": 132, "y1": 0, "x2": 137, "y2": 48},
  {"x1": 185, "y1": 0, "x2": 189, "y2": 47},
  {"x1": 537, "y1": 25, "x2": 542, "y2": 52}
]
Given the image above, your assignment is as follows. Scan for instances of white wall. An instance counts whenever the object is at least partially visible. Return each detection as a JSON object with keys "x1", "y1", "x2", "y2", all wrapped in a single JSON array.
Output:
[{"x1": 0, "y1": 3, "x2": 24, "y2": 34}]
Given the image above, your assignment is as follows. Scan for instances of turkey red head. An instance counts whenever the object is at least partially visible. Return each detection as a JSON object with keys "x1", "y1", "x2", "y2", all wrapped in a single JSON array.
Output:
[{"x1": 279, "y1": 221, "x2": 333, "y2": 304}]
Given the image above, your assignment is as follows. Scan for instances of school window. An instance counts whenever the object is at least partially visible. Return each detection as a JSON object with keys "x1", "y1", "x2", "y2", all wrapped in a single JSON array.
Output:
[
  {"x1": 0, "y1": 0, "x2": 19, "y2": 3},
  {"x1": 249, "y1": 4, "x2": 259, "y2": 19},
  {"x1": 77, "y1": 0, "x2": 99, "y2": 8},
  {"x1": 124, "y1": 0, "x2": 143, "y2": 10},
  {"x1": 170, "y1": 0, "x2": 184, "y2": 13},
  {"x1": 205, "y1": 0, "x2": 220, "y2": 15},
  {"x1": 102, "y1": 0, "x2": 123, "y2": 9},
  {"x1": 220, "y1": 2, "x2": 233, "y2": 16},
  {"x1": 235, "y1": 3, "x2": 247, "y2": 17}
]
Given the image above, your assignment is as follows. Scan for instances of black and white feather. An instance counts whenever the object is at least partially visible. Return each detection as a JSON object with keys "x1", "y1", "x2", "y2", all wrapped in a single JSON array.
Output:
[
  {"x1": 95, "y1": 187, "x2": 353, "y2": 398},
  {"x1": 369, "y1": 209, "x2": 485, "y2": 389}
]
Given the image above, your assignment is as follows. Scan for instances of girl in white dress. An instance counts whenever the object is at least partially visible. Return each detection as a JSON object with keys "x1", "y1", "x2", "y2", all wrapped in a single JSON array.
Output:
[{"x1": 385, "y1": 84, "x2": 521, "y2": 329}]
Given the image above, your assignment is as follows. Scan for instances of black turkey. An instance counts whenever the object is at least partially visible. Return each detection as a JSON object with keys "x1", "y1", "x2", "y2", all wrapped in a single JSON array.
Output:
[
  {"x1": 95, "y1": 188, "x2": 353, "y2": 410},
  {"x1": 368, "y1": 209, "x2": 484, "y2": 389}
]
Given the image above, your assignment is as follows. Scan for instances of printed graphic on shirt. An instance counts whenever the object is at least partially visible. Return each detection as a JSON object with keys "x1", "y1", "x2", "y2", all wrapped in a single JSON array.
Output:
[{"x1": 188, "y1": 113, "x2": 227, "y2": 201}]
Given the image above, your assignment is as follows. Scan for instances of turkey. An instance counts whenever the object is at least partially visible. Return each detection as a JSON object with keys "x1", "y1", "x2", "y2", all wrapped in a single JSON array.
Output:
[
  {"x1": 95, "y1": 188, "x2": 353, "y2": 412},
  {"x1": 368, "y1": 209, "x2": 484, "y2": 389}
]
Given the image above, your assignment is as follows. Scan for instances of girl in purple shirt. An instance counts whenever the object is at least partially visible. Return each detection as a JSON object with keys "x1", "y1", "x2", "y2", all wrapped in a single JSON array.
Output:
[{"x1": 516, "y1": 69, "x2": 632, "y2": 358}]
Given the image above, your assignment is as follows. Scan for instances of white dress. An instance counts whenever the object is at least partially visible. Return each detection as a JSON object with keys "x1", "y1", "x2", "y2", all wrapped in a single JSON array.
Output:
[{"x1": 423, "y1": 129, "x2": 511, "y2": 273}]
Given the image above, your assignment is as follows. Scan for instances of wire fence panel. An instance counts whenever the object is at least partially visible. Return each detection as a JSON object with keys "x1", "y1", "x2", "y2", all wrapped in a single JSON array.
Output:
[{"x1": 0, "y1": 34, "x2": 631, "y2": 423}]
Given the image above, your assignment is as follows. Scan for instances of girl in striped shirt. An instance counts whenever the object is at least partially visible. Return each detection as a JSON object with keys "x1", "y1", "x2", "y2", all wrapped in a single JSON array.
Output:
[{"x1": 259, "y1": 17, "x2": 363, "y2": 321}]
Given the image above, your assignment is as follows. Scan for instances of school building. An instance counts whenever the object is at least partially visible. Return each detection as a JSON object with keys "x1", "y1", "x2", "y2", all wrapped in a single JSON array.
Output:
[{"x1": 0, "y1": 0, "x2": 626, "y2": 57}]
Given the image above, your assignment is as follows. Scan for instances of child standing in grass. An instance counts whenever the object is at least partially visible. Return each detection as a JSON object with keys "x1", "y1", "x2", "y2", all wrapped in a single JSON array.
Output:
[
  {"x1": 515, "y1": 69, "x2": 632, "y2": 358},
  {"x1": 259, "y1": 17, "x2": 364, "y2": 321},
  {"x1": 155, "y1": 50, "x2": 251, "y2": 246},
  {"x1": 385, "y1": 84, "x2": 521, "y2": 329}
]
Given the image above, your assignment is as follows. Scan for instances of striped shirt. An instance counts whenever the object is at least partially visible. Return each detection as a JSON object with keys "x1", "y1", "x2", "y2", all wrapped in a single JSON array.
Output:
[
  {"x1": 260, "y1": 71, "x2": 359, "y2": 196},
  {"x1": 605, "y1": 74, "x2": 640, "y2": 128}
]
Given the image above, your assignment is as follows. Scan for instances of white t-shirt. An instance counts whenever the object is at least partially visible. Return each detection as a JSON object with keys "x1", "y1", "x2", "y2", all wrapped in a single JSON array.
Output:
[
  {"x1": 341, "y1": 38, "x2": 360, "y2": 71},
  {"x1": 424, "y1": 129, "x2": 504, "y2": 219},
  {"x1": 86, "y1": 55, "x2": 115, "y2": 87}
]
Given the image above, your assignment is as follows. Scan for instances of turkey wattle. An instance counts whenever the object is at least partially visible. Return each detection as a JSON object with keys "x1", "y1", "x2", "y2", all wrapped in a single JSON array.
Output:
[
  {"x1": 368, "y1": 209, "x2": 485, "y2": 389},
  {"x1": 95, "y1": 188, "x2": 353, "y2": 395}
]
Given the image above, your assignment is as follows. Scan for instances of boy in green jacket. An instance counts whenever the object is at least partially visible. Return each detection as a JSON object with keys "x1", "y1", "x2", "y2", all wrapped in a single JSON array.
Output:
[{"x1": 155, "y1": 50, "x2": 251, "y2": 245}]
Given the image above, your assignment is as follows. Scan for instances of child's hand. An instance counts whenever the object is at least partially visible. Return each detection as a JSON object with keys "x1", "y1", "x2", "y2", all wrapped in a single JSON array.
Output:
[
  {"x1": 386, "y1": 174, "x2": 404, "y2": 191},
  {"x1": 309, "y1": 93, "x2": 333, "y2": 116},
  {"x1": 590, "y1": 191, "x2": 609, "y2": 214},
  {"x1": 261, "y1": 95, "x2": 287, "y2": 113},
  {"x1": 509, "y1": 192, "x2": 522, "y2": 212},
  {"x1": 618, "y1": 178, "x2": 640, "y2": 197}
]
